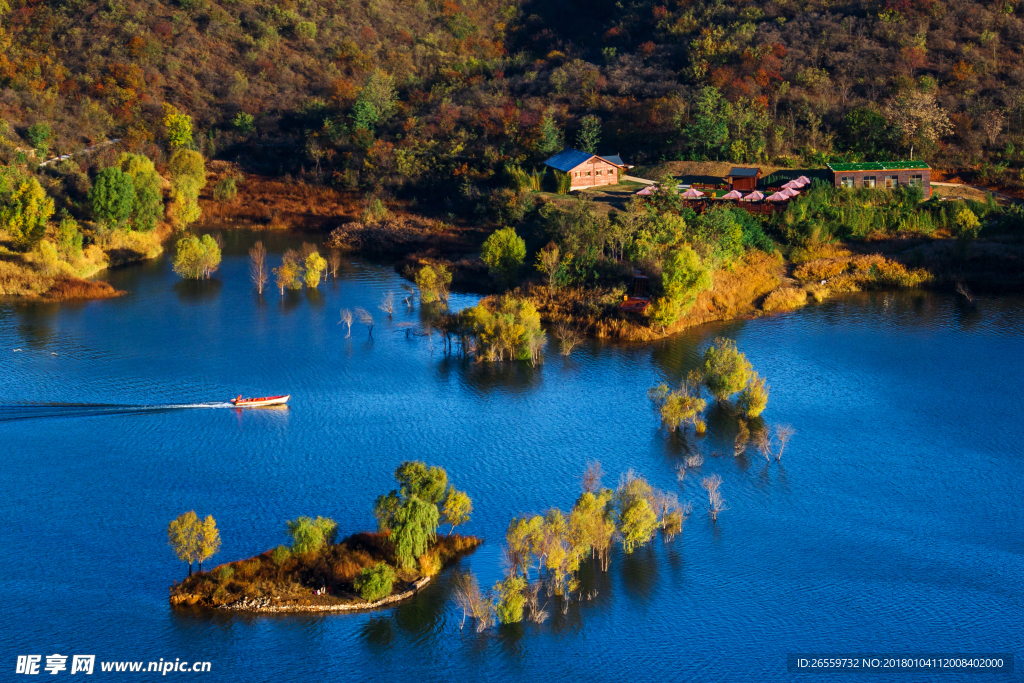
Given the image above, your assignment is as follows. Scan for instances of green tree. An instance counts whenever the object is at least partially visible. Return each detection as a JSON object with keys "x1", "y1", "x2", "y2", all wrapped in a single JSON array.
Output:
[
  {"x1": 55, "y1": 216, "x2": 83, "y2": 261},
  {"x1": 296, "y1": 21, "x2": 317, "y2": 40},
  {"x1": 167, "y1": 149, "x2": 206, "y2": 228},
  {"x1": 304, "y1": 251, "x2": 326, "y2": 288},
  {"x1": 702, "y1": 337, "x2": 754, "y2": 402},
  {"x1": 354, "y1": 562, "x2": 396, "y2": 602},
  {"x1": 118, "y1": 153, "x2": 164, "y2": 231},
  {"x1": 373, "y1": 461, "x2": 451, "y2": 568},
  {"x1": 441, "y1": 486, "x2": 473, "y2": 536},
  {"x1": 687, "y1": 86, "x2": 731, "y2": 159},
  {"x1": 352, "y1": 70, "x2": 397, "y2": 130},
  {"x1": 954, "y1": 207, "x2": 981, "y2": 241},
  {"x1": 494, "y1": 574, "x2": 527, "y2": 624},
  {"x1": 615, "y1": 473, "x2": 658, "y2": 553},
  {"x1": 270, "y1": 545, "x2": 291, "y2": 567},
  {"x1": 285, "y1": 516, "x2": 338, "y2": 555},
  {"x1": 89, "y1": 167, "x2": 136, "y2": 229},
  {"x1": 27, "y1": 122, "x2": 52, "y2": 158},
  {"x1": 575, "y1": 115, "x2": 601, "y2": 154},
  {"x1": 505, "y1": 515, "x2": 544, "y2": 578},
  {"x1": 233, "y1": 112, "x2": 256, "y2": 134},
  {"x1": 414, "y1": 264, "x2": 451, "y2": 304},
  {"x1": 173, "y1": 234, "x2": 221, "y2": 279},
  {"x1": 389, "y1": 496, "x2": 439, "y2": 568},
  {"x1": 481, "y1": 227, "x2": 526, "y2": 285},
  {"x1": 163, "y1": 104, "x2": 194, "y2": 148},
  {"x1": 0, "y1": 170, "x2": 54, "y2": 248},
  {"x1": 650, "y1": 245, "x2": 713, "y2": 327},
  {"x1": 536, "y1": 108, "x2": 563, "y2": 155},
  {"x1": 737, "y1": 372, "x2": 769, "y2": 417},
  {"x1": 649, "y1": 382, "x2": 707, "y2": 432},
  {"x1": 167, "y1": 511, "x2": 200, "y2": 577}
]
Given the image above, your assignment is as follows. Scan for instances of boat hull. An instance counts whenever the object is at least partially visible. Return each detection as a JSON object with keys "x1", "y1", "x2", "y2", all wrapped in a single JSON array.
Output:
[{"x1": 230, "y1": 395, "x2": 290, "y2": 408}]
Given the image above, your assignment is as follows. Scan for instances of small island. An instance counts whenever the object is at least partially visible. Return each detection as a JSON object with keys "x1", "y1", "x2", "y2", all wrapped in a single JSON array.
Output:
[{"x1": 169, "y1": 462, "x2": 479, "y2": 613}]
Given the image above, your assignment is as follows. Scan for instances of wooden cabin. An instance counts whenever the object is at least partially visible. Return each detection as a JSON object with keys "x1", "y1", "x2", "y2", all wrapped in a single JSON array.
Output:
[
  {"x1": 725, "y1": 167, "x2": 761, "y2": 191},
  {"x1": 828, "y1": 161, "x2": 931, "y2": 198},
  {"x1": 542, "y1": 149, "x2": 630, "y2": 190}
]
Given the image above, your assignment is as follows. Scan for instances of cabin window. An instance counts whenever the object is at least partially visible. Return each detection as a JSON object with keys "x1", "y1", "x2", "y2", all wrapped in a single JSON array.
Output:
[
  {"x1": 840, "y1": 176, "x2": 855, "y2": 188},
  {"x1": 885, "y1": 175, "x2": 899, "y2": 188},
  {"x1": 586, "y1": 171, "x2": 592, "y2": 176},
  {"x1": 909, "y1": 174, "x2": 923, "y2": 188},
  {"x1": 863, "y1": 176, "x2": 876, "y2": 188}
]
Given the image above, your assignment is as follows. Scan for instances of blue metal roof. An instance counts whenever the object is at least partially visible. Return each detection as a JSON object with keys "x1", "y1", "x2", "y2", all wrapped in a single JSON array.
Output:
[
  {"x1": 542, "y1": 148, "x2": 594, "y2": 172},
  {"x1": 542, "y1": 149, "x2": 627, "y2": 172},
  {"x1": 726, "y1": 167, "x2": 760, "y2": 177}
]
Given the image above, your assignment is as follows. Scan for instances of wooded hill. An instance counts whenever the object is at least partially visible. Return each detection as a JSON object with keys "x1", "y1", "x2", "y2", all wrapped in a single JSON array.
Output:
[{"x1": 3, "y1": 0, "x2": 1024, "y2": 203}]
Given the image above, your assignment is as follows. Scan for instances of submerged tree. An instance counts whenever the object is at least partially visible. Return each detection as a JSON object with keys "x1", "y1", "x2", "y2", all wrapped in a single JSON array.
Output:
[
  {"x1": 701, "y1": 474, "x2": 727, "y2": 522},
  {"x1": 339, "y1": 308, "x2": 353, "y2": 337},
  {"x1": 701, "y1": 337, "x2": 754, "y2": 402},
  {"x1": 249, "y1": 240, "x2": 268, "y2": 295},
  {"x1": 173, "y1": 234, "x2": 221, "y2": 280}
]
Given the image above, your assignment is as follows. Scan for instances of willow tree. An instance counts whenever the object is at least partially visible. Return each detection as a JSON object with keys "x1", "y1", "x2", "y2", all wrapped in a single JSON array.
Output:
[{"x1": 374, "y1": 461, "x2": 456, "y2": 568}]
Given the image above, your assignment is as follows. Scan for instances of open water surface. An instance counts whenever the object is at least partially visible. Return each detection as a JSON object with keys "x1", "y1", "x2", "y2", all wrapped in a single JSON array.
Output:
[{"x1": 1, "y1": 230, "x2": 1021, "y2": 681}]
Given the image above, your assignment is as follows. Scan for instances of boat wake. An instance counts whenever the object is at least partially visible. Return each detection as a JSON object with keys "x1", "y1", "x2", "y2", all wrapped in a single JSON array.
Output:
[{"x1": 0, "y1": 402, "x2": 235, "y2": 422}]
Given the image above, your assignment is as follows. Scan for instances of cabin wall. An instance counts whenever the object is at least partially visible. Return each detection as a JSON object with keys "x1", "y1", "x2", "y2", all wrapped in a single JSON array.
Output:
[
  {"x1": 831, "y1": 169, "x2": 931, "y2": 197},
  {"x1": 568, "y1": 159, "x2": 620, "y2": 189}
]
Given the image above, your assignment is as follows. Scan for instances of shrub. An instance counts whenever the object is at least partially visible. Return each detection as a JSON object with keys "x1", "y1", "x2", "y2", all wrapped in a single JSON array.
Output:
[
  {"x1": 481, "y1": 227, "x2": 526, "y2": 285},
  {"x1": 762, "y1": 286, "x2": 808, "y2": 313},
  {"x1": 270, "y1": 545, "x2": 291, "y2": 567},
  {"x1": 494, "y1": 574, "x2": 527, "y2": 624},
  {"x1": 418, "y1": 551, "x2": 441, "y2": 576},
  {"x1": 286, "y1": 516, "x2": 338, "y2": 555},
  {"x1": 353, "y1": 562, "x2": 396, "y2": 602},
  {"x1": 215, "y1": 565, "x2": 235, "y2": 582},
  {"x1": 296, "y1": 21, "x2": 317, "y2": 40},
  {"x1": 212, "y1": 177, "x2": 237, "y2": 203},
  {"x1": 236, "y1": 559, "x2": 261, "y2": 579},
  {"x1": 737, "y1": 372, "x2": 769, "y2": 418}
]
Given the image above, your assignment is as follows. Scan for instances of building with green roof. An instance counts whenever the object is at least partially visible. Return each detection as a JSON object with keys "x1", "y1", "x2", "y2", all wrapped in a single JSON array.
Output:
[{"x1": 827, "y1": 161, "x2": 931, "y2": 198}]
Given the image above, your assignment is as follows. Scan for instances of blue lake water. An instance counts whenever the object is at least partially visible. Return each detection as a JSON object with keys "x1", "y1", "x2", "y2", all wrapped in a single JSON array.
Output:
[{"x1": 1, "y1": 230, "x2": 1022, "y2": 681}]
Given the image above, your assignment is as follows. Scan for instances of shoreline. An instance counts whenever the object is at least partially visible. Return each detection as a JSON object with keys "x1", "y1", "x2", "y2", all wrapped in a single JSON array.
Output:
[{"x1": 202, "y1": 576, "x2": 433, "y2": 614}]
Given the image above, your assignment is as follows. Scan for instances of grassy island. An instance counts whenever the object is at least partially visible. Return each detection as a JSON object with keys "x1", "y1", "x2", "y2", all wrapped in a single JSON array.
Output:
[
  {"x1": 169, "y1": 461, "x2": 479, "y2": 612},
  {"x1": 170, "y1": 532, "x2": 481, "y2": 612}
]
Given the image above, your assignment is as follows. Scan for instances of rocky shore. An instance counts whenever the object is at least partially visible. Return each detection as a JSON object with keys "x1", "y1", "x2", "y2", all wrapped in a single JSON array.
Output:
[{"x1": 208, "y1": 577, "x2": 433, "y2": 614}]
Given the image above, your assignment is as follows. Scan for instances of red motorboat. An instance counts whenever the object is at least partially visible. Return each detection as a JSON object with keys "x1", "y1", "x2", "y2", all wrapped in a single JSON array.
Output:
[{"x1": 231, "y1": 394, "x2": 290, "y2": 407}]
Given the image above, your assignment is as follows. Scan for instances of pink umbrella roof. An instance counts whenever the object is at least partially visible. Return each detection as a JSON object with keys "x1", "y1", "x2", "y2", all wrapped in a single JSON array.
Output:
[
  {"x1": 781, "y1": 180, "x2": 801, "y2": 190},
  {"x1": 766, "y1": 192, "x2": 790, "y2": 201},
  {"x1": 681, "y1": 187, "x2": 705, "y2": 198},
  {"x1": 781, "y1": 188, "x2": 800, "y2": 198},
  {"x1": 741, "y1": 190, "x2": 765, "y2": 201},
  {"x1": 720, "y1": 189, "x2": 744, "y2": 200},
  {"x1": 636, "y1": 185, "x2": 657, "y2": 195},
  {"x1": 796, "y1": 175, "x2": 811, "y2": 183}
]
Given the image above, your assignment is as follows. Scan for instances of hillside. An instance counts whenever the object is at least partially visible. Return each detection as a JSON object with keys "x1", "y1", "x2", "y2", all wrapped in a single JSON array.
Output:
[{"x1": 0, "y1": 0, "x2": 1022, "y2": 199}]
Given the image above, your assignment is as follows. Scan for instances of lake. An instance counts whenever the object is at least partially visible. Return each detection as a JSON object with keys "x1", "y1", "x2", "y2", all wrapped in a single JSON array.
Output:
[{"x1": 1, "y1": 230, "x2": 1021, "y2": 681}]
